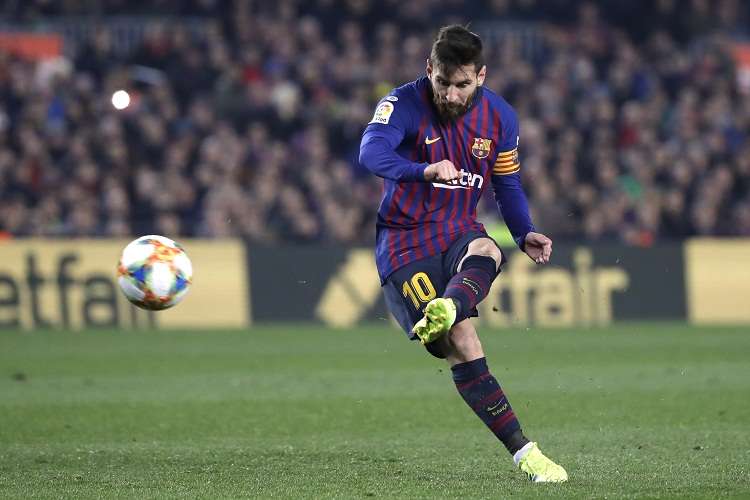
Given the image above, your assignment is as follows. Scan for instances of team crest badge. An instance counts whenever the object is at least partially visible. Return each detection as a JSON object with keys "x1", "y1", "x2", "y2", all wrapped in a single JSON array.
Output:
[{"x1": 471, "y1": 138, "x2": 492, "y2": 159}]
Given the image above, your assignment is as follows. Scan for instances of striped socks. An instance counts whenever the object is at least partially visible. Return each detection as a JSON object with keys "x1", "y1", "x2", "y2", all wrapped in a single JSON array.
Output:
[
  {"x1": 444, "y1": 255, "x2": 497, "y2": 322},
  {"x1": 451, "y1": 357, "x2": 528, "y2": 454}
]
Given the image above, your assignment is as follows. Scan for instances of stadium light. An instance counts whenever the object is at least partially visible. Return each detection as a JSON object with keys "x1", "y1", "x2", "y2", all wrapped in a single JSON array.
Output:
[{"x1": 111, "y1": 90, "x2": 131, "y2": 110}]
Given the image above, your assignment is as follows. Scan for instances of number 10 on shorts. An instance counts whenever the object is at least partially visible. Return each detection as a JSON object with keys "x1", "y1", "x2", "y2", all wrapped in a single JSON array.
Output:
[{"x1": 402, "y1": 272, "x2": 437, "y2": 310}]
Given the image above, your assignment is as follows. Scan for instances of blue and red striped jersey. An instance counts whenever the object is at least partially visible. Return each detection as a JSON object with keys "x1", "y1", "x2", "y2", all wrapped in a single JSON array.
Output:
[{"x1": 359, "y1": 76, "x2": 535, "y2": 283}]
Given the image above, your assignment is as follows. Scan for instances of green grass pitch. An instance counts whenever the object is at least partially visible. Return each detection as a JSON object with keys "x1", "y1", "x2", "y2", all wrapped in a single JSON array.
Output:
[{"x1": 1, "y1": 323, "x2": 748, "y2": 499}]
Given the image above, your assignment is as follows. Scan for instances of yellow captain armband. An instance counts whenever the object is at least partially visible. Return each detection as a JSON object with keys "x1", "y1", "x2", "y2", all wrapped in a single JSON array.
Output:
[{"x1": 493, "y1": 147, "x2": 520, "y2": 175}]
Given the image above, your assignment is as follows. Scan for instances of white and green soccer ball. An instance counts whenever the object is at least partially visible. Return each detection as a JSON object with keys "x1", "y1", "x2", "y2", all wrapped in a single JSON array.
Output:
[{"x1": 117, "y1": 235, "x2": 193, "y2": 311}]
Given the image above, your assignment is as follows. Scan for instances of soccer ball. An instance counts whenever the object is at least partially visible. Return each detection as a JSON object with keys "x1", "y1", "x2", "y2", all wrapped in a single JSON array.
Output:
[{"x1": 117, "y1": 235, "x2": 193, "y2": 311}]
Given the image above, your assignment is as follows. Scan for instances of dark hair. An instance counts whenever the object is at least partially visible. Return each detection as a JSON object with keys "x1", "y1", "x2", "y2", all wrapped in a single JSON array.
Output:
[{"x1": 430, "y1": 24, "x2": 484, "y2": 75}]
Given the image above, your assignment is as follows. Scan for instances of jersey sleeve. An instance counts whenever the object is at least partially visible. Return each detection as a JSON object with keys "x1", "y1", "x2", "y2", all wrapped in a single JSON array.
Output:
[
  {"x1": 358, "y1": 92, "x2": 429, "y2": 183},
  {"x1": 490, "y1": 105, "x2": 536, "y2": 249},
  {"x1": 493, "y1": 108, "x2": 520, "y2": 175}
]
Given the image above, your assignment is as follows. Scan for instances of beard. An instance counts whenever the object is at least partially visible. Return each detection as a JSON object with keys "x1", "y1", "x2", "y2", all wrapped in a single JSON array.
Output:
[{"x1": 432, "y1": 89, "x2": 476, "y2": 121}]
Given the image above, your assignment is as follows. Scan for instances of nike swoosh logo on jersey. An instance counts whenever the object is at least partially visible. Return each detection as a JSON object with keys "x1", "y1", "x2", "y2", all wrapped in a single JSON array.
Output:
[{"x1": 425, "y1": 136, "x2": 441, "y2": 144}]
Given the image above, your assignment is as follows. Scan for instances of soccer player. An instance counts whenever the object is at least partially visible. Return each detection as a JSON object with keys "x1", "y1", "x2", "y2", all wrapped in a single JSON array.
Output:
[{"x1": 358, "y1": 25, "x2": 568, "y2": 483}]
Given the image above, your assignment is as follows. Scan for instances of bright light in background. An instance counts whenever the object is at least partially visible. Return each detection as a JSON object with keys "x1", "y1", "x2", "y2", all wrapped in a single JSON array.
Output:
[{"x1": 111, "y1": 90, "x2": 130, "y2": 110}]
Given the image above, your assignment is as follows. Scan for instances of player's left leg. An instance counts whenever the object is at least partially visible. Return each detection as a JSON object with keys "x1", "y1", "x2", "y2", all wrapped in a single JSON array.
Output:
[
  {"x1": 444, "y1": 237, "x2": 503, "y2": 323},
  {"x1": 412, "y1": 235, "x2": 501, "y2": 344}
]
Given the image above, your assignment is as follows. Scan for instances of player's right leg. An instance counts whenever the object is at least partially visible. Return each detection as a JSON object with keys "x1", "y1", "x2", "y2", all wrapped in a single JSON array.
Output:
[
  {"x1": 383, "y1": 248, "x2": 567, "y2": 483},
  {"x1": 433, "y1": 320, "x2": 529, "y2": 454},
  {"x1": 434, "y1": 320, "x2": 568, "y2": 483}
]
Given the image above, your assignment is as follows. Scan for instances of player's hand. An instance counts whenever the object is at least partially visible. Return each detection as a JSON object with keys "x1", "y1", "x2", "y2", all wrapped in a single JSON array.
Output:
[
  {"x1": 424, "y1": 160, "x2": 460, "y2": 182},
  {"x1": 524, "y1": 232, "x2": 552, "y2": 264}
]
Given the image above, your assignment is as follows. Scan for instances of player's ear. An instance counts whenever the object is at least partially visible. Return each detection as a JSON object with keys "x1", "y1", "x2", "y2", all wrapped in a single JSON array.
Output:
[
  {"x1": 477, "y1": 65, "x2": 487, "y2": 86},
  {"x1": 426, "y1": 59, "x2": 433, "y2": 77}
]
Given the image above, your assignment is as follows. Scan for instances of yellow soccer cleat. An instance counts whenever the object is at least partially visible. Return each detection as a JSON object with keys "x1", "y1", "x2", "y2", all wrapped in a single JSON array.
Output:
[
  {"x1": 518, "y1": 443, "x2": 568, "y2": 483},
  {"x1": 411, "y1": 297, "x2": 457, "y2": 344}
]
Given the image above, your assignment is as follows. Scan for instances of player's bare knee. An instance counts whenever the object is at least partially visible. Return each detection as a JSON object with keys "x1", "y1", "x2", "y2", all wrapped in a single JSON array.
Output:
[
  {"x1": 465, "y1": 238, "x2": 504, "y2": 270},
  {"x1": 451, "y1": 327, "x2": 482, "y2": 354},
  {"x1": 445, "y1": 320, "x2": 484, "y2": 363}
]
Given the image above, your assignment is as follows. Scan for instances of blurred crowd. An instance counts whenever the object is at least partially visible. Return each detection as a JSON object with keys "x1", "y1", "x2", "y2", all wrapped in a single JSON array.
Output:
[{"x1": 1, "y1": 0, "x2": 749, "y2": 244}]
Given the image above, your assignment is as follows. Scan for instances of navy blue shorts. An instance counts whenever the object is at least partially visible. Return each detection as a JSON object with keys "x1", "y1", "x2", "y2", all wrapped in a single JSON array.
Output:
[{"x1": 382, "y1": 231, "x2": 495, "y2": 341}]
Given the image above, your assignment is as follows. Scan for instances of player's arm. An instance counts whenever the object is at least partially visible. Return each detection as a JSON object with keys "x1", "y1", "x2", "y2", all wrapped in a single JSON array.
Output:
[
  {"x1": 491, "y1": 108, "x2": 551, "y2": 263},
  {"x1": 359, "y1": 97, "x2": 458, "y2": 183}
]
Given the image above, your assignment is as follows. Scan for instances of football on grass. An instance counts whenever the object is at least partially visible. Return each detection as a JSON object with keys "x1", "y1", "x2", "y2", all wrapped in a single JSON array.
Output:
[{"x1": 117, "y1": 235, "x2": 193, "y2": 311}]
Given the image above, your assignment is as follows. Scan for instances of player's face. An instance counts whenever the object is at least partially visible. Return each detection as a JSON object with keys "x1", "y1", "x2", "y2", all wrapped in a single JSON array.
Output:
[{"x1": 427, "y1": 61, "x2": 486, "y2": 120}]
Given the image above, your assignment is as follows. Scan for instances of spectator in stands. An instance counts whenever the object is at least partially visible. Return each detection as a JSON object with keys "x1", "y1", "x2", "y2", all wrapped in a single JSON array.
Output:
[{"x1": 0, "y1": 0, "x2": 748, "y2": 244}]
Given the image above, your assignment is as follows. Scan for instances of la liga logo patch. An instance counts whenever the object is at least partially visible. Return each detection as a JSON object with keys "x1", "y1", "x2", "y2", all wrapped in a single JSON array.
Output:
[{"x1": 369, "y1": 101, "x2": 395, "y2": 125}]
